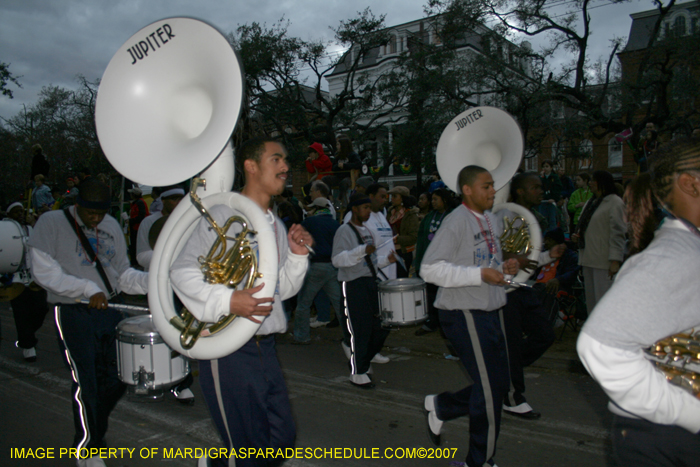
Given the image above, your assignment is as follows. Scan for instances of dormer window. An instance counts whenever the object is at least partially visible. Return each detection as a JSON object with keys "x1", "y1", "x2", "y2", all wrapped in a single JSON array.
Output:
[
  {"x1": 388, "y1": 34, "x2": 397, "y2": 54},
  {"x1": 662, "y1": 10, "x2": 693, "y2": 39}
]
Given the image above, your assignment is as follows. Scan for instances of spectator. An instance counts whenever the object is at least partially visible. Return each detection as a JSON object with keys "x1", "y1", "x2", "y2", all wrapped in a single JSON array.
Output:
[
  {"x1": 538, "y1": 160, "x2": 562, "y2": 233},
  {"x1": 307, "y1": 180, "x2": 336, "y2": 220},
  {"x1": 305, "y1": 142, "x2": 333, "y2": 183},
  {"x1": 413, "y1": 188, "x2": 453, "y2": 336},
  {"x1": 428, "y1": 171, "x2": 446, "y2": 193},
  {"x1": 64, "y1": 178, "x2": 79, "y2": 207},
  {"x1": 558, "y1": 166, "x2": 575, "y2": 200},
  {"x1": 535, "y1": 228, "x2": 580, "y2": 295},
  {"x1": 567, "y1": 173, "x2": 593, "y2": 230},
  {"x1": 636, "y1": 121, "x2": 659, "y2": 173},
  {"x1": 417, "y1": 192, "x2": 431, "y2": 221},
  {"x1": 51, "y1": 187, "x2": 64, "y2": 210},
  {"x1": 292, "y1": 197, "x2": 341, "y2": 344},
  {"x1": 573, "y1": 170, "x2": 626, "y2": 313},
  {"x1": 331, "y1": 135, "x2": 361, "y2": 206},
  {"x1": 31, "y1": 174, "x2": 54, "y2": 215},
  {"x1": 127, "y1": 186, "x2": 149, "y2": 266},
  {"x1": 30, "y1": 144, "x2": 50, "y2": 181},
  {"x1": 387, "y1": 186, "x2": 419, "y2": 277}
]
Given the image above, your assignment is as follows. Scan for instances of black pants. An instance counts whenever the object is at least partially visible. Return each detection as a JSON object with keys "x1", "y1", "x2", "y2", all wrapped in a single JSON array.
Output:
[
  {"x1": 10, "y1": 286, "x2": 49, "y2": 349},
  {"x1": 418, "y1": 276, "x2": 440, "y2": 331},
  {"x1": 612, "y1": 415, "x2": 700, "y2": 467},
  {"x1": 56, "y1": 304, "x2": 126, "y2": 454},
  {"x1": 342, "y1": 277, "x2": 389, "y2": 375},
  {"x1": 502, "y1": 287, "x2": 555, "y2": 407}
]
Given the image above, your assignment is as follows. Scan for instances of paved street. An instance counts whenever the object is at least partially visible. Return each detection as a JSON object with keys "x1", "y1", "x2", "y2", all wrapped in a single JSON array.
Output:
[{"x1": 0, "y1": 301, "x2": 613, "y2": 467}]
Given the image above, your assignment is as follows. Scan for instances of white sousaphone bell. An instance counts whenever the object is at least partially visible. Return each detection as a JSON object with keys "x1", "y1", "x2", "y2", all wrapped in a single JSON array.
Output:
[
  {"x1": 95, "y1": 17, "x2": 278, "y2": 359},
  {"x1": 435, "y1": 106, "x2": 541, "y2": 284}
]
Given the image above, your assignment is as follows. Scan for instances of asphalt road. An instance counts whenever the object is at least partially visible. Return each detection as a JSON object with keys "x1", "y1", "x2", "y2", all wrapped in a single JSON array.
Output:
[{"x1": 0, "y1": 302, "x2": 614, "y2": 467}]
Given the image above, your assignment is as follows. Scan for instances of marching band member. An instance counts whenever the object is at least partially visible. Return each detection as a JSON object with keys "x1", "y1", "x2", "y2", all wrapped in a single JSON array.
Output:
[
  {"x1": 5, "y1": 202, "x2": 49, "y2": 362},
  {"x1": 170, "y1": 137, "x2": 311, "y2": 467},
  {"x1": 136, "y1": 186, "x2": 185, "y2": 272},
  {"x1": 499, "y1": 173, "x2": 564, "y2": 420},
  {"x1": 28, "y1": 178, "x2": 148, "y2": 467},
  {"x1": 134, "y1": 185, "x2": 195, "y2": 405},
  {"x1": 331, "y1": 193, "x2": 397, "y2": 389},
  {"x1": 577, "y1": 136, "x2": 700, "y2": 466},
  {"x1": 420, "y1": 165, "x2": 519, "y2": 467}
]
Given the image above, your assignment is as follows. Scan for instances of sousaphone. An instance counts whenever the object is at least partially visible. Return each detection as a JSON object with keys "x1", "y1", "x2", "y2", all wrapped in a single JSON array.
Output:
[
  {"x1": 95, "y1": 17, "x2": 278, "y2": 359},
  {"x1": 435, "y1": 106, "x2": 541, "y2": 284}
]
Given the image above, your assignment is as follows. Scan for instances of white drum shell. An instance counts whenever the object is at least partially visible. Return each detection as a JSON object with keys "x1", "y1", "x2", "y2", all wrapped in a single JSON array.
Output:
[
  {"x1": 116, "y1": 315, "x2": 189, "y2": 388},
  {"x1": 379, "y1": 278, "x2": 428, "y2": 326},
  {"x1": 0, "y1": 219, "x2": 27, "y2": 274}
]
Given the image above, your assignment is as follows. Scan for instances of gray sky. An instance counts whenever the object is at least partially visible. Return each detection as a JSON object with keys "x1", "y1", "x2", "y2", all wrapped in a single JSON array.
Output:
[{"x1": 0, "y1": 0, "x2": 661, "y2": 121}]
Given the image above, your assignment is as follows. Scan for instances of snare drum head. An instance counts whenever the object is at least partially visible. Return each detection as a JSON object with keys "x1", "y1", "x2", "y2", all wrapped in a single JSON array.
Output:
[
  {"x1": 0, "y1": 219, "x2": 27, "y2": 274},
  {"x1": 378, "y1": 278, "x2": 426, "y2": 292},
  {"x1": 117, "y1": 315, "x2": 164, "y2": 344}
]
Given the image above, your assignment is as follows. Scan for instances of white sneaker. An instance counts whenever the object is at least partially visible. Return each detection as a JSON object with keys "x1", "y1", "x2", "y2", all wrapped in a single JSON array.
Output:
[
  {"x1": 424, "y1": 394, "x2": 442, "y2": 445},
  {"x1": 371, "y1": 353, "x2": 390, "y2": 364},
  {"x1": 310, "y1": 319, "x2": 330, "y2": 328},
  {"x1": 76, "y1": 456, "x2": 107, "y2": 467},
  {"x1": 172, "y1": 387, "x2": 195, "y2": 405},
  {"x1": 23, "y1": 347, "x2": 37, "y2": 362}
]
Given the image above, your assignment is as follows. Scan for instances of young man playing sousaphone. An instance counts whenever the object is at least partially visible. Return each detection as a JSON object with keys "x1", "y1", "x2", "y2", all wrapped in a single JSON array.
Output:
[
  {"x1": 420, "y1": 165, "x2": 519, "y2": 467},
  {"x1": 171, "y1": 137, "x2": 312, "y2": 467}
]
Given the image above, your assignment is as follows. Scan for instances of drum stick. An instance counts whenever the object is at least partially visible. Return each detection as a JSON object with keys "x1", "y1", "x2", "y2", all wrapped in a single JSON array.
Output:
[
  {"x1": 376, "y1": 235, "x2": 398, "y2": 250},
  {"x1": 77, "y1": 299, "x2": 150, "y2": 315},
  {"x1": 505, "y1": 280, "x2": 532, "y2": 289}
]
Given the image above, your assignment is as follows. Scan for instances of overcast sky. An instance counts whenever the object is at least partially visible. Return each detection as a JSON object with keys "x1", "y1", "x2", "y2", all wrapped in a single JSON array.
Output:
[{"x1": 0, "y1": 0, "x2": 663, "y2": 121}]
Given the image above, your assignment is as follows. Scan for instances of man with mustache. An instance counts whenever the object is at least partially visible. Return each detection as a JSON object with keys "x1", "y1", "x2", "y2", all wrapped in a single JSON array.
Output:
[{"x1": 171, "y1": 137, "x2": 312, "y2": 467}]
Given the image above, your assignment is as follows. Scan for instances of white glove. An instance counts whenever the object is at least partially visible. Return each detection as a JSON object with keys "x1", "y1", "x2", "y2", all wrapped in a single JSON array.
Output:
[{"x1": 121, "y1": 212, "x2": 129, "y2": 221}]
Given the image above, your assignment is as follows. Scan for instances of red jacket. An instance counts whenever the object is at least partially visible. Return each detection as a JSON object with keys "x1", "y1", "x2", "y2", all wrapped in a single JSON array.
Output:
[{"x1": 305, "y1": 143, "x2": 332, "y2": 180}]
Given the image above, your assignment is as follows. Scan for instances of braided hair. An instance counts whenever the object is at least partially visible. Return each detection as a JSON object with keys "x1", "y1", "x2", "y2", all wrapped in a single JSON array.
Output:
[{"x1": 626, "y1": 135, "x2": 700, "y2": 255}]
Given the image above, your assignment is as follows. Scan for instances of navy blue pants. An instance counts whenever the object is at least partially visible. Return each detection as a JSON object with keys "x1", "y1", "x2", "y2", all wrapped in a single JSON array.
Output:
[
  {"x1": 502, "y1": 287, "x2": 555, "y2": 407},
  {"x1": 55, "y1": 304, "x2": 126, "y2": 453},
  {"x1": 199, "y1": 336, "x2": 294, "y2": 467},
  {"x1": 435, "y1": 309, "x2": 510, "y2": 467},
  {"x1": 612, "y1": 415, "x2": 700, "y2": 467}
]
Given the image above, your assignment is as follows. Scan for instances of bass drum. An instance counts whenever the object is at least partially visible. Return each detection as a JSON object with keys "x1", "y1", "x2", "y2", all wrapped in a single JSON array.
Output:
[{"x1": 0, "y1": 219, "x2": 27, "y2": 274}]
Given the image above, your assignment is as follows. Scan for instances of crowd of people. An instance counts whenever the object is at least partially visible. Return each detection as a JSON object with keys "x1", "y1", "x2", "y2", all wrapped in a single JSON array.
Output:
[{"x1": 1, "y1": 132, "x2": 698, "y2": 467}]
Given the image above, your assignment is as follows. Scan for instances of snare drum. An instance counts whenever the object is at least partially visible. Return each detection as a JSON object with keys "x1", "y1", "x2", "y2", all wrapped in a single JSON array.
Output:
[
  {"x1": 378, "y1": 278, "x2": 428, "y2": 326},
  {"x1": 0, "y1": 219, "x2": 27, "y2": 274},
  {"x1": 116, "y1": 315, "x2": 189, "y2": 394}
]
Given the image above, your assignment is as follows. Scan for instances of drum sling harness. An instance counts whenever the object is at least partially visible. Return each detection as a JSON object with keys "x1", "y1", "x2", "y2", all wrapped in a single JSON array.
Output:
[
  {"x1": 348, "y1": 223, "x2": 389, "y2": 282},
  {"x1": 63, "y1": 209, "x2": 117, "y2": 300}
]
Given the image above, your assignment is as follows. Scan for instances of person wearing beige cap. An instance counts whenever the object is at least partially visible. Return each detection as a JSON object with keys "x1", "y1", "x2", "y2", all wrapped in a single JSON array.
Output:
[{"x1": 387, "y1": 185, "x2": 419, "y2": 277}]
